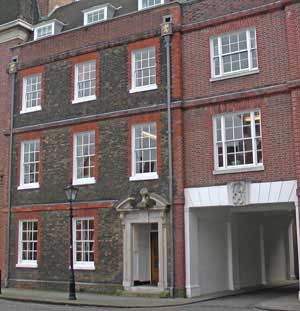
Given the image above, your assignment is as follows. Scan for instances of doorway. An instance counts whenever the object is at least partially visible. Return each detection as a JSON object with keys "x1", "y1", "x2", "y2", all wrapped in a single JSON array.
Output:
[
  {"x1": 150, "y1": 223, "x2": 159, "y2": 285},
  {"x1": 133, "y1": 223, "x2": 159, "y2": 286}
]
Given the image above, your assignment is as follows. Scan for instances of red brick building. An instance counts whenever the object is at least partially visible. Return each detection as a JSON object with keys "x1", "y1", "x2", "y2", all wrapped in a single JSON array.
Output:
[
  {"x1": 1, "y1": 0, "x2": 300, "y2": 299},
  {"x1": 182, "y1": 0, "x2": 300, "y2": 298}
]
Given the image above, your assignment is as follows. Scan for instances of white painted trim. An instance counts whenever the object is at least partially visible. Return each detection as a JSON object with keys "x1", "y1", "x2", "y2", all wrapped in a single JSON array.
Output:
[
  {"x1": 129, "y1": 173, "x2": 159, "y2": 181},
  {"x1": 130, "y1": 122, "x2": 158, "y2": 180},
  {"x1": 73, "y1": 61, "x2": 97, "y2": 103},
  {"x1": 138, "y1": 0, "x2": 164, "y2": 10},
  {"x1": 260, "y1": 223, "x2": 267, "y2": 285},
  {"x1": 184, "y1": 208, "x2": 191, "y2": 296},
  {"x1": 83, "y1": 6, "x2": 107, "y2": 26},
  {"x1": 20, "y1": 106, "x2": 42, "y2": 115},
  {"x1": 34, "y1": 22, "x2": 55, "y2": 40},
  {"x1": 288, "y1": 219, "x2": 296, "y2": 279},
  {"x1": 0, "y1": 19, "x2": 33, "y2": 32},
  {"x1": 130, "y1": 47, "x2": 157, "y2": 93},
  {"x1": 212, "y1": 109, "x2": 262, "y2": 172},
  {"x1": 19, "y1": 139, "x2": 40, "y2": 190},
  {"x1": 21, "y1": 74, "x2": 42, "y2": 114},
  {"x1": 129, "y1": 84, "x2": 158, "y2": 93},
  {"x1": 73, "y1": 177, "x2": 96, "y2": 186},
  {"x1": 185, "y1": 180, "x2": 297, "y2": 209},
  {"x1": 72, "y1": 131, "x2": 96, "y2": 185},
  {"x1": 16, "y1": 263, "x2": 38, "y2": 268},
  {"x1": 210, "y1": 69, "x2": 260, "y2": 82},
  {"x1": 18, "y1": 183, "x2": 40, "y2": 190},
  {"x1": 213, "y1": 165, "x2": 264, "y2": 175},
  {"x1": 72, "y1": 95, "x2": 97, "y2": 104},
  {"x1": 72, "y1": 217, "x2": 95, "y2": 269},
  {"x1": 210, "y1": 28, "x2": 258, "y2": 80},
  {"x1": 17, "y1": 219, "x2": 38, "y2": 269},
  {"x1": 296, "y1": 195, "x2": 300, "y2": 301},
  {"x1": 227, "y1": 220, "x2": 234, "y2": 290}
]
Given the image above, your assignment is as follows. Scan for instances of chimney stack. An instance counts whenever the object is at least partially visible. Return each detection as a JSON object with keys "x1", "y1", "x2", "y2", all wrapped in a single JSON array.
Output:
[{"x1": 38, "y1": 0, "x2": 74, "y2": 16}]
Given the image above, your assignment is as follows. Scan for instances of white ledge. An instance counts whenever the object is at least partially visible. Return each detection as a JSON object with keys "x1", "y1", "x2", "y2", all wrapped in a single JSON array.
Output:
[
  {"x1": 16, "y1": 262, "x2": 38, "y2": 269},
  {"x1": 73, "y1": 177, "x2": 96, "y2": 186},
  {"x1": 72, "y1": 95, "x2": 97, "y2": 104},
  {"x1": 129, "y1": 84, "x2": 158, "y2": 94},
  {"x1": 18, "y1": 183, "x2": 40, "y2": 190},
  {"x1": 213, "y1": 165, "x2": 264, "y2": 175},
  {"x1": 210, "y1": 69, "x2": 260, "y2": 82},
  {"x1": 20, "y1": 106, "x2": 42, "y2": 114},
  {"x1": 74, "y1": 263, "x2": 95, "y2": 271},
  {"x1": 130, "y1": 173, "x2": 159, "y2": 181}
]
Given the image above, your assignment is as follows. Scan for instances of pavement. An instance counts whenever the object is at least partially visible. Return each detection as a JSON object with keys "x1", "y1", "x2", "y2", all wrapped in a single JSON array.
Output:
[{"x1": 0, "y1": 283, "x2": 298, "y2": 310}]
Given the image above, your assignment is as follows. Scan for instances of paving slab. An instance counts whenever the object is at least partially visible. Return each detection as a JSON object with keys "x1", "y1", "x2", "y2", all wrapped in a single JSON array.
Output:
[
  {"x1": 255, "y1": 293, "x2": 300, "y2": 311},
  {"x1": 0, "y1": 282, "x2": 298, "y2": 309}
]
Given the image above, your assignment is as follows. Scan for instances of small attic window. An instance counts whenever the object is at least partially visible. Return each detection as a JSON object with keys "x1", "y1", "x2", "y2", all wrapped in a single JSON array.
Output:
[
  {"x1": 34, "y1": 23, "x2": 54, "y2": 40},
  {"x1": 83, "y1": 4, "x2": 116, "y2": 26},
  {"x1": 138, "y1": 0, "x2": 164, "y2": 10},
  {"x1": 85, "y1": 8, "x2": 105, "y2": 25},
  {"x1": 33, "y1": 20, "x2": 64, "y2": 40}
]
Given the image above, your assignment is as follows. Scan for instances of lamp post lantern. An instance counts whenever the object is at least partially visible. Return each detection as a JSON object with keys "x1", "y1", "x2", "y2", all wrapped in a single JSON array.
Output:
[{"x1": 64, "y1": 183, "x2": 79, "y2": 300}]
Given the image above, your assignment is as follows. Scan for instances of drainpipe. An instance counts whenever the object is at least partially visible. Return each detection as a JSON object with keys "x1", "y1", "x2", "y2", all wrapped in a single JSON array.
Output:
[
  {"x1": 161, "y1": 18, "x2": 174, "y2": 297},
  {"x1": 5, "y1": 58, "x2": 18, "y2": 287}
]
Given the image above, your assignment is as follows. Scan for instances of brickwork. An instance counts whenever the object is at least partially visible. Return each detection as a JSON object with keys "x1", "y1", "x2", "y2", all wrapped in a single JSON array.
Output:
[
  {"x1": 9, "y1": 207, "x2": 123, "y2": 293},
  {"x1": 7, "y1": 0, "x2": 300, "y2": 297}
]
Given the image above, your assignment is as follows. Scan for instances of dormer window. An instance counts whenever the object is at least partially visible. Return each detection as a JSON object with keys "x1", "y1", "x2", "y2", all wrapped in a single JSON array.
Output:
[
  {"x1": 83, "y1": 4, "x2": 116, "y2": 26},
  {"x1": 34, "y1": 23, "x2": 54, "y2": 40},
  {"x1": 33, "y1": 20, "x2": 64, "y2": 40},
  {"x1": 85, "y1": 8, "x2": 105, "y2": 25},
  {"x1": 138, "y1": 0, "x2": 164, "y2": 10}
]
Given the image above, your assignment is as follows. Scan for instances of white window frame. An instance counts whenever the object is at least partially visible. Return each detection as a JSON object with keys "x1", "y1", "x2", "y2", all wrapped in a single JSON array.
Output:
[
  {"x1": 84, "y1": 7, "x2": 107, "y2": 25},
  {"x1": 130, "y1": 122, "x2": 159, "y2": 181},
  {"x1": 210, "y1": 28, "x2": 258, "y2": 81},
  {"x1": 130, "y1": 47, "x2": 157, "y2": 93},
  {"x1": 16, "y1": 219, "x2": 38, "y2": 268},
  {"x1": 213, "y1": 110, "x2": 264, "y2": 174},
  {"x1": 72, "y1": 60, "x2": 97, "y2": 104},
  {"x1": 34, "y1": 22, "x2": 54, "y2": 40},
  {"x1": 21, "y1": 74, "x2": 42, "y2": 114},
  {"x1": 138, "y1": 0, "x2": 164, "y2": 10},
  {"x1": 73, "y1": 217, "x2": 95, "y2": 270},
  {"x1": 18, "y1": 139, "x2": 40, "y2": 190},
  {"x1": 73, "y1": 131, "x2": 96, "y2": 186}
]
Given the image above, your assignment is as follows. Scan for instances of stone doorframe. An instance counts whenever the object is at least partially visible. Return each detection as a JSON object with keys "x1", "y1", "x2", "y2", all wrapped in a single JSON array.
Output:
[{"x1": 115, "y1": 188, "x2": 169, "y2": 292}]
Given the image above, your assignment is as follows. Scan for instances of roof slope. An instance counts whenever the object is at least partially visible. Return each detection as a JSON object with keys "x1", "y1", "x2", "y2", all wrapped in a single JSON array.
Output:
[{"x1": 40, "y1": 0, "x2": 140, "y2": 30}]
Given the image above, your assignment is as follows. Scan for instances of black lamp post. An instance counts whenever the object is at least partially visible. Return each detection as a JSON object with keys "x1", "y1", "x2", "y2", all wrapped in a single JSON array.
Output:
[{"x1": 64, "y1": 183, "x2": 79, "y2": 300}]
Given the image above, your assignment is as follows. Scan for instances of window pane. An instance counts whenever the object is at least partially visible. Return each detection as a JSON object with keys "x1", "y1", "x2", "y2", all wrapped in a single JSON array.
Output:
[
  {"x1": 20, "y1": 220, "x2": 38, "y2": 263},
  {"x1": 24, "y1": 74, "x2": 42, "y2": 110},
  {"x1": 215, "y1": 29, "x2": 257, "y2": 76},
  {"x1": 74, "y1": 219, "x2": 94, "y2": 263},
  {"x1": 133, "y1": 47, "x2": 156, "y2": 88},
  {"x1": 22, "y1": 140, "x2": 40, "y2": 185},
  {"x1": 133, "y1": 123, "x2": 157, "y2": 175},
  {"x1": 76, "y1": 61, "x2": 96, "y2": 99},
  {"x1": 215, "y1": 111, "x2": 262, "y2": 169},
  {"x1": 75, "y1": 131, "x2": 95, "y2": 180}
]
